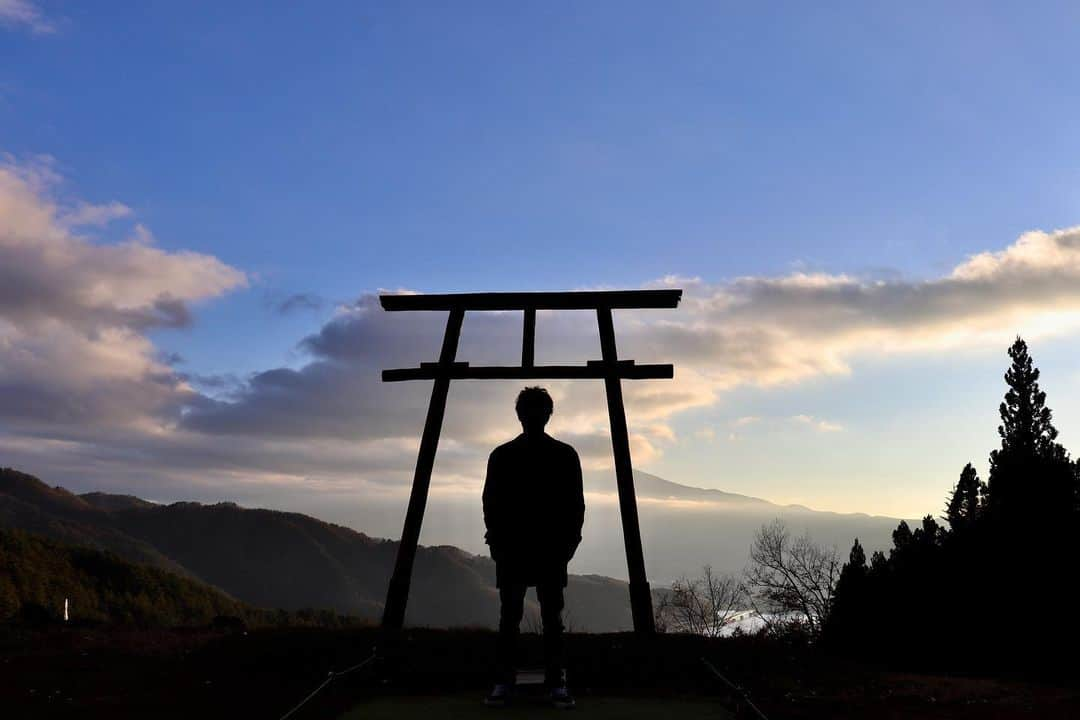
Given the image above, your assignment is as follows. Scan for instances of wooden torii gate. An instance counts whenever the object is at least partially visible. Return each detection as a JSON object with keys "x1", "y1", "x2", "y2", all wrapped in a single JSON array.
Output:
[{"x1": 379, "y1": 289, "x2": 682, "y2": 634}]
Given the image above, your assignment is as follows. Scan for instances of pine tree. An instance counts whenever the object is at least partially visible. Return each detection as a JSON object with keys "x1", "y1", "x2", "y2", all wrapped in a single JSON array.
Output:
[
  {"x1": 837, "y1": 538, "x2": 867, "y2": 586},
  {"x1": 914, "y1": 515, "x2": 944, "y2": 546},
  {"x1": 987, "y1": 337, "x2": 1071, "y2": 513},
  {"x1": 945, "y1": 463, "x2": 984, "y2": 531},
  {"x1": 848, "y1": 538, "x2": 867, "y2": 573},
  {"x1": 825, "y1": 538, "x2": 871, "y2": 647},
  {"x1": 994, "y1": 337, "x2": 1057, "y2": 458},
  {"x1": 891, "y1": 520, "x2": 912, "y2": 552}
]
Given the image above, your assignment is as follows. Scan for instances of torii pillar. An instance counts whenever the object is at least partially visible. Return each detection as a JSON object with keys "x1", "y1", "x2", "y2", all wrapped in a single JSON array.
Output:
[{"x1": 378, "y1": 289, "x2": 682, "y2": 634}]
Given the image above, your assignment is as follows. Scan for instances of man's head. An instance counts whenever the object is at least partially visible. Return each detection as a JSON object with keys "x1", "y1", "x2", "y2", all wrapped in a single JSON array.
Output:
[{"x1": 515, "y1": 386, "x2": 553, "y2": 435}]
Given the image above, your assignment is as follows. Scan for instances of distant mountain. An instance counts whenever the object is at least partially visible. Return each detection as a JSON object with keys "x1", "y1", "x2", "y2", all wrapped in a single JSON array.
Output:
[
  {"x1": 589, "y1": 470, "x2": 773, "y2": 506},
  {"x1": 0, "y1": 467, "x2": 637, "y2": 631},
  {"x1": 579, "y1": 470, "x2": 907, "y2": 583}
]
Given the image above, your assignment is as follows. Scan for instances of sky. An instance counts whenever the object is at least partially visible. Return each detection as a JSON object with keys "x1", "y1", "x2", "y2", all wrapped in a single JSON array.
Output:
[{"x1": 4, "y1": 2, "x2": 1080, "y2": 539}]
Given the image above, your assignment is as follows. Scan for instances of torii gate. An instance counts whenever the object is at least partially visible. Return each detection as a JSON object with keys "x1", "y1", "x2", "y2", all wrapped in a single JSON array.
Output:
[{"x1": 379, "y1": 289, "x2": 682, "y2": 634}]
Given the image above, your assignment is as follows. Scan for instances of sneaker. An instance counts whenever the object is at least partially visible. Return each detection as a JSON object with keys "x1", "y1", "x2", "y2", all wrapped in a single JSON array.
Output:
[
  {"x1": 484, "y1": 683, "x2": 512, "y2": 707},
  {"x1": 550, "y1": 685, "x2": 576, "y2": 709}
]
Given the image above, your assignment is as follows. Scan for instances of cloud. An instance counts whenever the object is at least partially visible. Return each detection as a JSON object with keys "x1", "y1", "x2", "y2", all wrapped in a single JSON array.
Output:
[
  {"x1": 0, "y1": 0, "x2": 53, "y2": 34},
  {"x1": 172, "y1": 226, "x2": 1080, "y2": 493},
  {"x1": 644, "y1": 227, "x2": 1080, "y2": 390},
  {"x1": 791, "y1": 415, "x2": 844, "y2": 433},
  {"x1": 722, "y1": 413, "x2": 842, "y2": 438},
  {"x1": 0, "y1": 156, "x2": 246, "y2": 432},
  {"x1": 693, "y1": 426, "x2": 716, "y2": 441},
  {"x1": 265, "y1": 291, "x2": 324, "y2": 315},
  {"x1": 6, "y1": 153, "x2": 1080, "y2": 510},
  {"x1": 60, "y1": 201, "x2": 133, "y2": 228},
  {"x1": 179, "y1": 293, "x2": 694, "y2": 473}
]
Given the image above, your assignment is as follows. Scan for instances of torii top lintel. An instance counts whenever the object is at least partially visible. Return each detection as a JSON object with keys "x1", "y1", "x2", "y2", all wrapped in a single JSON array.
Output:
[
  {"x1": 379, "y1": 289, "x2": 682, "y2": 383},
  {"x1": 379, "y1": 288, "x2": 682, "y2": 312}
]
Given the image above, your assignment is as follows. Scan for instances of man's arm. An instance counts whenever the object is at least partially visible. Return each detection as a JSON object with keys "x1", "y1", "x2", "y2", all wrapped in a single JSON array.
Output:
[
  {"x1": 482, "y1": 449, "x2": 501, "y2": 556},
  {"x1": 566, "y1": 447, "x2": 585, "y2": 561}
]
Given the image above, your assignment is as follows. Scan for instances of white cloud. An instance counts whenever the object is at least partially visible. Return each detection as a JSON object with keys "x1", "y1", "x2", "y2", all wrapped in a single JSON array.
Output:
[
  {"x1": 92, "y1": 224, "x2": 1080, "y2": 493},
  {"x1": 722, "y1": 414, "x2": 843, "y2": 436},
  {"x1": 791, "y1": 415, "x2": 844, "y2": 433},
  {"x1": 0, "y1": 0, "x2": 53, "y2": 34},
  {"x1": 6, "y1": 152, "x2": 1080, "y2": 508},
  {"x1": 167, "y1": 229, "x2": 1080, "y2": 493},
  {"x1": 60, "y1": 200, "x2": 133, "y2": 228},
  {"x1": 642, "y1": 227, "x2": 1080, "y2": 392},
  {"x1": 0, "y1": 156, "x2": 246, "y2": 432}
]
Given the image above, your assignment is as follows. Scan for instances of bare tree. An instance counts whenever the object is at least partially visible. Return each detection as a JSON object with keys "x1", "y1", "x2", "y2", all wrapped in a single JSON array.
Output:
[
  {"x1": 655, "y1": 565, "x2": 747, "y2": 637},
  {"x1": 745, "y1": 519, "x2": 840, "y2": 638}
]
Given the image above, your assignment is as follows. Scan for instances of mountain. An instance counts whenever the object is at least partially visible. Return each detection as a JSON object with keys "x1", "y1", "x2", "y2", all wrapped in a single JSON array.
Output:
[
  {"x1": 578, "y1": 470, "x2": 907, "y2": 583},
  {"x1": 0, "y1": 527, "x2": 251, "y2": 625},
  {"x1": 280, "y1": 469, "x2": 907, "y2": 584},
  {"x1": 594, "y1": 470, "x2": 773, "y2": 506},
  {"x1": 0, "y1": 469, "x2": 192, "y2": 577},
  {"x1": 0, "y1": 465, "x2": 908, "y2": 629},
  {"x1": 0, "y1": 467, "x2": 636, "y2": 631}
]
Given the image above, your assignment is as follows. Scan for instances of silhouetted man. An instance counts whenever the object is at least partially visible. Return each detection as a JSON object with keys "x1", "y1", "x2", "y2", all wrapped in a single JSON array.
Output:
[{"x1": 483, "y1": 386, "x2": 584, "y2": 709}]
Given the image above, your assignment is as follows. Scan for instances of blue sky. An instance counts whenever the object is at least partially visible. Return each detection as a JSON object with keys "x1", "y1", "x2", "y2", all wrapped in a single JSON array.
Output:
[{"x1": 4, "y1": 2, "x2": 1080, "y2": 525}]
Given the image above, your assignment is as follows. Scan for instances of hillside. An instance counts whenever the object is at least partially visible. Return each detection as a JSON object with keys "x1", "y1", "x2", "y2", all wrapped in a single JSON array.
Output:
[
  {"x1": 0, "y1": 465, "x2": 906, "y2": 629},
  {"x1": 0, "y1": 467, "x2": 636, "y2": 631},
  {"x1": 0, "y1": 528, "x2": 250, "y2": 625}
]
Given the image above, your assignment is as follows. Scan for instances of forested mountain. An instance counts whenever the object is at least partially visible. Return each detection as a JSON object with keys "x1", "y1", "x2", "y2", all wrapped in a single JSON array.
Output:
[
  {"x1": 0, "y1": 468, "x2": 636, "y2": 631},
  {"x1": 0, "y1": 528, "x2": 250, "y2": 625}
]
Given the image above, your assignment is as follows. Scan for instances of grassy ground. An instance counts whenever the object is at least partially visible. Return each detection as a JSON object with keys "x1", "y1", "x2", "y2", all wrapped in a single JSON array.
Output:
[
  {"x1": 340, "y1": 693, "x2": 735, "y2": 719},
  {"x1": 1, "y1": 624, "x2": 1078, "y2": 719}
]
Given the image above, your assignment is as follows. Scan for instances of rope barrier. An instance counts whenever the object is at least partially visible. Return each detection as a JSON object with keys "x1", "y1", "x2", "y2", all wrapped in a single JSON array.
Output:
[
  {"x1": 699, "y1": 656, "x2": 770, "y2": 720},
  {"x1": 277, "y1": 648, "x2": 377, "y2": 720}
]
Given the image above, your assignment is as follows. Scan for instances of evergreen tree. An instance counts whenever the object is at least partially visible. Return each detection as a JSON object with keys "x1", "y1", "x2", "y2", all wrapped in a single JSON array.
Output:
[
  {"x1": 824, "y1": 538, "x2": 870, "y2": 648},
  {"x1": 945, "y1": 463, "x2": 984, "y2": 532},
  {"x1": 994, "y1": 338, "x2": 1057, "y2": 457},
  {"x1": 847, "y1": 538, "x2": 867, "y2": 575},
  {"x1": 891, "y1": 520, "x2": 912, "y2": 552},
  {"x1": 913, "y1": 515, "x2": 944, "y2": 546},
  {"x1": 820, "y1": 337, "x2": 1080, "y2": 665},
  {"x1": 835, "y1": 538, "x2": 868, "y2": 588},
  {"x1": 987, "y1": 337, "x2": 1072, "y2": 513}
]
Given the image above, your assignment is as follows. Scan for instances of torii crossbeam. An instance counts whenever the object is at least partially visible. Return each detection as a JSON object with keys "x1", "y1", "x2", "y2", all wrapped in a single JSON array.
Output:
[{"x1": 379, "y1": 289, "x2": 682, "y2": 634}]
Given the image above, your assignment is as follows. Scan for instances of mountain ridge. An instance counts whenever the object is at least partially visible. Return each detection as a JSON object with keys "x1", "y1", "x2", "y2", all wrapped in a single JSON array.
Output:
[
  {"x1": 592, "y1": 470, "x2": 903, "y2": 520},
  {"x1": 1, "y1": 465, "x2": 907, "y2": 627},
  {"x1": 0, "y1": 467, "x2": 637, "y2": 631}
]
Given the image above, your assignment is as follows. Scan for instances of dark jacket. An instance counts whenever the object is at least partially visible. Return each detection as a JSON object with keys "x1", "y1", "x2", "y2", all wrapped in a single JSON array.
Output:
[{"x1": 482, "y1": 432, "x2": 585, "y2": 588}]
